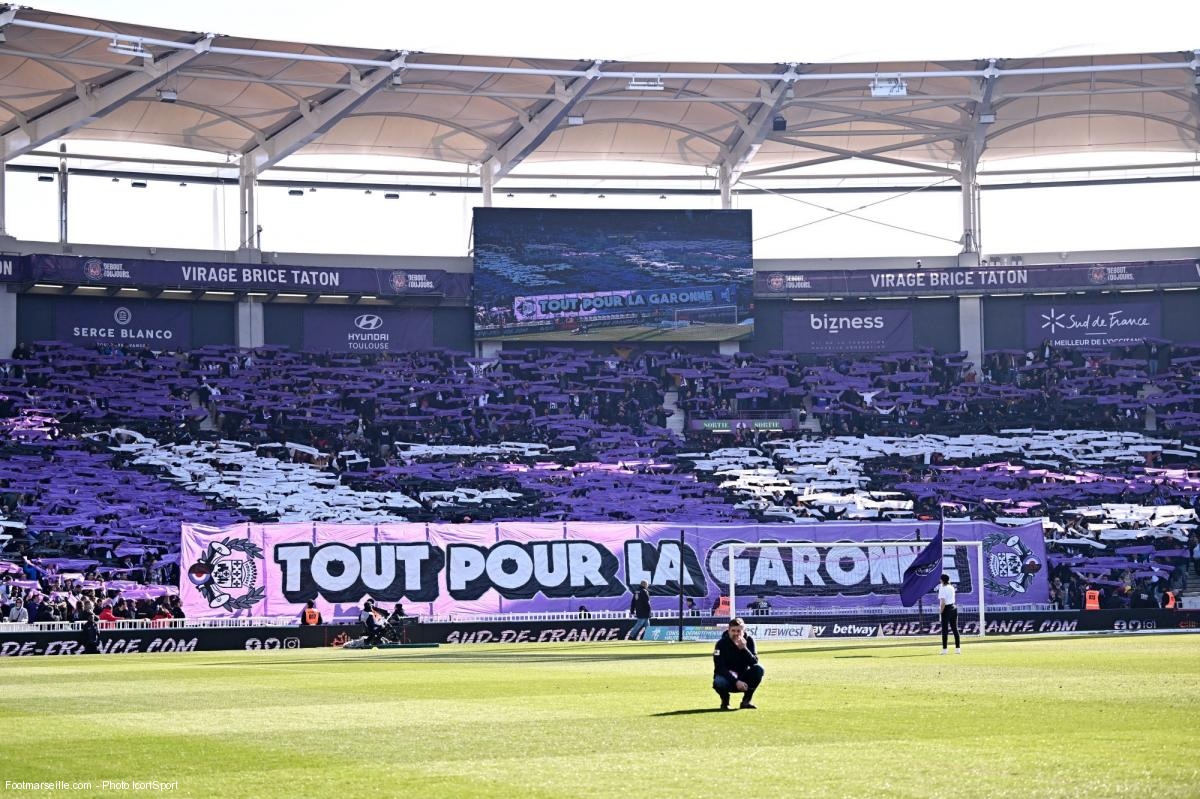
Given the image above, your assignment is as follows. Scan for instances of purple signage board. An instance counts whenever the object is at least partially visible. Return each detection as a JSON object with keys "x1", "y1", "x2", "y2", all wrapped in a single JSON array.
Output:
[
  {"x1": 181, "y1": 520, "x2": 1048, "y2": 621},
  {"x1": 53, "y1": 298, "x2": 192, "y2": 349},
  {"x1": 756, "y1": 260, "x2": 1200, "y2": 299},
  {"x1": 301, "y1": 307, "x2": 433, "y2": 353},
  {"x1": 0, "y1": 254, "x2": 22, "y2": 282},
  {"x1": 783, "y1": 307, "x2": 914, "y2": 353},
  {"x1": 25, "y1": 254, "x2": 470, "y2": 300},
  {"x1": 1023, "y1": 301, "x2": 1161, "y2": 348}
]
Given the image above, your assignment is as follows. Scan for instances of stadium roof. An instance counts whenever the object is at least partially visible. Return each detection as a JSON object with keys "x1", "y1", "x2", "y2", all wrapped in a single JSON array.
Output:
[{"x1": 1, "y1": 6, "x2": 1198, "y2": 185}]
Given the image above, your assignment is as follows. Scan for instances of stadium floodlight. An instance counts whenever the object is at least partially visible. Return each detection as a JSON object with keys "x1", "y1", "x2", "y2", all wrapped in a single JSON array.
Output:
[
  {"x1": 722, "y1": 539, "x2": 987, "y2": 638},
  {"x1": 157, "y1": 88, "x2": 178, "y2": 103},
  {"x1": 869, "y1": 76, "x2": 907, "y2": 97},
  {"x1": 567, "y1": 115, "x2": 585, "y2": 126},
  {"x1": 107, "y1": 37, "x2": 151, "y2": 59},
  {"x1": 626, "y1": 76, "x2": 665, "y2": 91}
]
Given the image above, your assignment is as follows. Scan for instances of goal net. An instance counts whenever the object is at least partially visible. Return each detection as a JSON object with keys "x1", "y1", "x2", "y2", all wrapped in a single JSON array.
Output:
[
  {"x1": 722, "y1": 540, "x2": 986, "y2": 638},
  {"x1": 671, "y1": 304, "x2": 739, "y2": 327}
]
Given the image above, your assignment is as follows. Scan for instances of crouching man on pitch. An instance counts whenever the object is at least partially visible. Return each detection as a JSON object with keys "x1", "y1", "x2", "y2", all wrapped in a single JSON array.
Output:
[{"x1": 712, "y1": 617, "x2": 764, "y2": 711}]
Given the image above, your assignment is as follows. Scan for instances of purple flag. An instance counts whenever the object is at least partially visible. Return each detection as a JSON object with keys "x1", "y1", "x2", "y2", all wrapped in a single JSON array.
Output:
[{"x1": 900, "y1": 523, "x2": 944, "y2": 607}]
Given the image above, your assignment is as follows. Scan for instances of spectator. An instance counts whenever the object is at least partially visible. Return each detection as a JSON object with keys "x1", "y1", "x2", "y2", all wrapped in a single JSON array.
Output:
[
  {"x1": 748, "y1": 597, "x2": 772, "y2": 616},
  {"x1": 97, "y1": 603, "x2": 119, "y2": 625},
  {"x1": 7, "y1": 597, "x2": 28, "y2": 623}
]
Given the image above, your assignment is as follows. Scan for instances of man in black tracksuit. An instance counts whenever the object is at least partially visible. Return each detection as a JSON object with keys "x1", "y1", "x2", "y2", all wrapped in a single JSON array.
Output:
[
  {"x1": 627, "y1": 579, "x2": 652, "y2": 640},
  {"x1": 712, "y1": 617, "x2": 764, "y2": 710}
]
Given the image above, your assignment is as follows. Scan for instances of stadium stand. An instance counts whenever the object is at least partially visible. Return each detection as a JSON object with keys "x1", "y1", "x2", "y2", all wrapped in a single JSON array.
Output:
[{"x1": 1, "y1": 338, "x2": 1196, "y2": 620}]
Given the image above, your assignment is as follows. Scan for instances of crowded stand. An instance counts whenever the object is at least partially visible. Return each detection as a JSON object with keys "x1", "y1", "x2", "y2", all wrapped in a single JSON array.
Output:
[{"x1": 1, "y1": 337, "x2": 1198, "y2": 622}]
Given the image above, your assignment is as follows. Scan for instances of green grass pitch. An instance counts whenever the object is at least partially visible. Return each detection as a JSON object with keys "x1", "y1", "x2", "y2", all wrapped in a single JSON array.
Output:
[{"x1": 1, "y1": 634, "x2": 1197, "y2": 798}]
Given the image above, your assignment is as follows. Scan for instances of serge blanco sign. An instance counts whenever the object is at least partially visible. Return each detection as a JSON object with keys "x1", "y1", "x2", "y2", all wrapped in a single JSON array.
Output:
[{"x1": 55, "y1": 299, "x2": 192, "y2": 348}]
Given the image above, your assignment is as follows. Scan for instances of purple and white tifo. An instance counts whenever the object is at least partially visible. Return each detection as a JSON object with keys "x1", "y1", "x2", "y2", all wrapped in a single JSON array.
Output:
[{"x1": 182, "y1": 521, "x2": 1048, "y2": 621}]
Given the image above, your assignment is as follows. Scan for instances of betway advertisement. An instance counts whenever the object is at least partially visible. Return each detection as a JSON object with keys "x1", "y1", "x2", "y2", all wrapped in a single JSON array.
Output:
[
  {"x1": 181, "y1": 521, "x2": 1047, "y2": 620},
  {"x1": 300, "y1": 307, "x2": 433, "y2": 353},
  {"x1": 783, "y1": 307, "x2": 914, "y2": 353},
  {"x1": 1024, "y1": 301, "x2": 1161, "y2": 348},
  {"x1": 53, "y1": 299, "x2": 192, "y2": 348}
]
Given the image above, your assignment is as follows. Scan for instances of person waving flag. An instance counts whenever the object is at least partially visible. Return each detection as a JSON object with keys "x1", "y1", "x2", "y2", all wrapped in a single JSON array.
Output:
[{"x1": 900, "y1": 520, "x2": 944, "y2": 607}]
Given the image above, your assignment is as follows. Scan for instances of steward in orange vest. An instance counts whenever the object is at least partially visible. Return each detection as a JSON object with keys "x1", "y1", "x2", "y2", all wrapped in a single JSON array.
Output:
[
  {"x1": 300, "y1": 600, "x2": 323, "y2": 625},
  {"x1": 1084, "y1": 588, "x2": 1101, "y2": 611},
  {"x1": 1162, "y1": 590, "x2": 1176, "y2": 609},
  {"x1": 712, "y1": 595, "x2": 731, "y2": 616}
]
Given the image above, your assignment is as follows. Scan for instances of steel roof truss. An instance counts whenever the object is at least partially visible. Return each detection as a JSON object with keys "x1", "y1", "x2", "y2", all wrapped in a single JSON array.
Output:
[{"x1": 1, "y1": 36, "x2": 213, "y2": 160}]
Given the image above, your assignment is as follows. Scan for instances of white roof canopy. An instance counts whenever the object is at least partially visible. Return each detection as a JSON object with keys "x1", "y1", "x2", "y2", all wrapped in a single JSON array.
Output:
[{"x1": 1, "y1": 7, "x2": 1197, "y2": 183}]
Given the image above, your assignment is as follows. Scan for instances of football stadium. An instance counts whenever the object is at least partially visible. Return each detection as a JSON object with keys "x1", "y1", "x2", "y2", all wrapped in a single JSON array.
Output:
[{"x1": 0, "y1": 3, "x2": 1199, "y2": 797}]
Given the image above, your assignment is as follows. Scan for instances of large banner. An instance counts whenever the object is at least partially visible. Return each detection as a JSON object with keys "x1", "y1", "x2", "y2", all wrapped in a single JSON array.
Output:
[
  {"x1": 23, "y1": 254, "x2": 470, "y2": 300},
  {"x1": 300, "y1": 307, "x2": 433, "y2": 353},
  {"x1": 53, "y1": 299, "x2": 193, "y2": 349},
  {"x1": 181, "y1": 521, "x2": 1048, "y2": 620},
  {"x1": 1023, "y1": 301, "x2": 1161, "y2": 348},
  {"x1": 513, "y1": 285, "x2": 737, "y2": 323},
  {"x1": 783, "y1": 307, "x2": 914, "y2": 353},
  {"x1": 756, "y1": 260, "x2": 1200, "y2": 299},
  {"x1": 472, "y1": 208, "x2": 752, "y2": 340}
]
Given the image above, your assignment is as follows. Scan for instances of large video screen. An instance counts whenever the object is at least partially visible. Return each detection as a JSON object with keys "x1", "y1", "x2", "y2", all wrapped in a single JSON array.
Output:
[{"x1": 473, "y1": 208, "x2": 753, "y2": 341}]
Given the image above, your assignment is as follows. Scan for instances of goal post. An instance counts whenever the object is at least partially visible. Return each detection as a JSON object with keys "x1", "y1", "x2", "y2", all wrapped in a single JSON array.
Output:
[
  {"x1": 672, "y1": 304, "x2": 739, "y2": 326},
  {"x1": 723, "y1": 540, "x2": 987, "y2": 638}
]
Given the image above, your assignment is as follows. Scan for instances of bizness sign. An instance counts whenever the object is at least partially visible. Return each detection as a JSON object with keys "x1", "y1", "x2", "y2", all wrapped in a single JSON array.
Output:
[{"x1": 784, "y1": 307, "x2": 914, "y2": 353}]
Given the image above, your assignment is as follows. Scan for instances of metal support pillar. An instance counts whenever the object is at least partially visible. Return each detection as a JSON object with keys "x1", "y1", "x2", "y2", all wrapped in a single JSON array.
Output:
[
  {"x1": 480, "y1": 168, "x2": 494, "y2": 208},
  {"x1": 0, "y1": 163, "x2": 6, "y2": 236},
  {"x1": 236, "y1": 298, "x2": 264, "y2": 350},
  {"x1": 0, "y1": 291, "x2": 15, "y2": 359},
  {"x1": 57, "y1": 143, "x2": 68, "y2": 245},
  {"x1": 958, "y1": 295, "x2": 984, "y2": 381},
  {"x1": 238, "y1": 162, "x2": 259, "y2": 258},
  {"x1": 718, "y1": 162, "x2": 732, "y2": 209},
  {"x1": 958, "y1": 138, "x2": 981, "y2": 267}
]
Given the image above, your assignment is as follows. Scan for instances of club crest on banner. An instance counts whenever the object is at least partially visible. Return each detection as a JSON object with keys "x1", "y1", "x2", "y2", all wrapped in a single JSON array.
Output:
[
  {"x1": 85, "y1": 259, "x2": 104, "y2": 280},
  {"x1": 390, "y1": 271, "x2": 435, "y2": 291},
  {"x1": 984, "y1": 533, "x2": 1042, "y2": 596},
  {"x1": 187, "y1": 538, "x2": 266, "y2": 611},
  {"x1": 766, "y1": 273, "x2": 786, "y2": 292}
]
